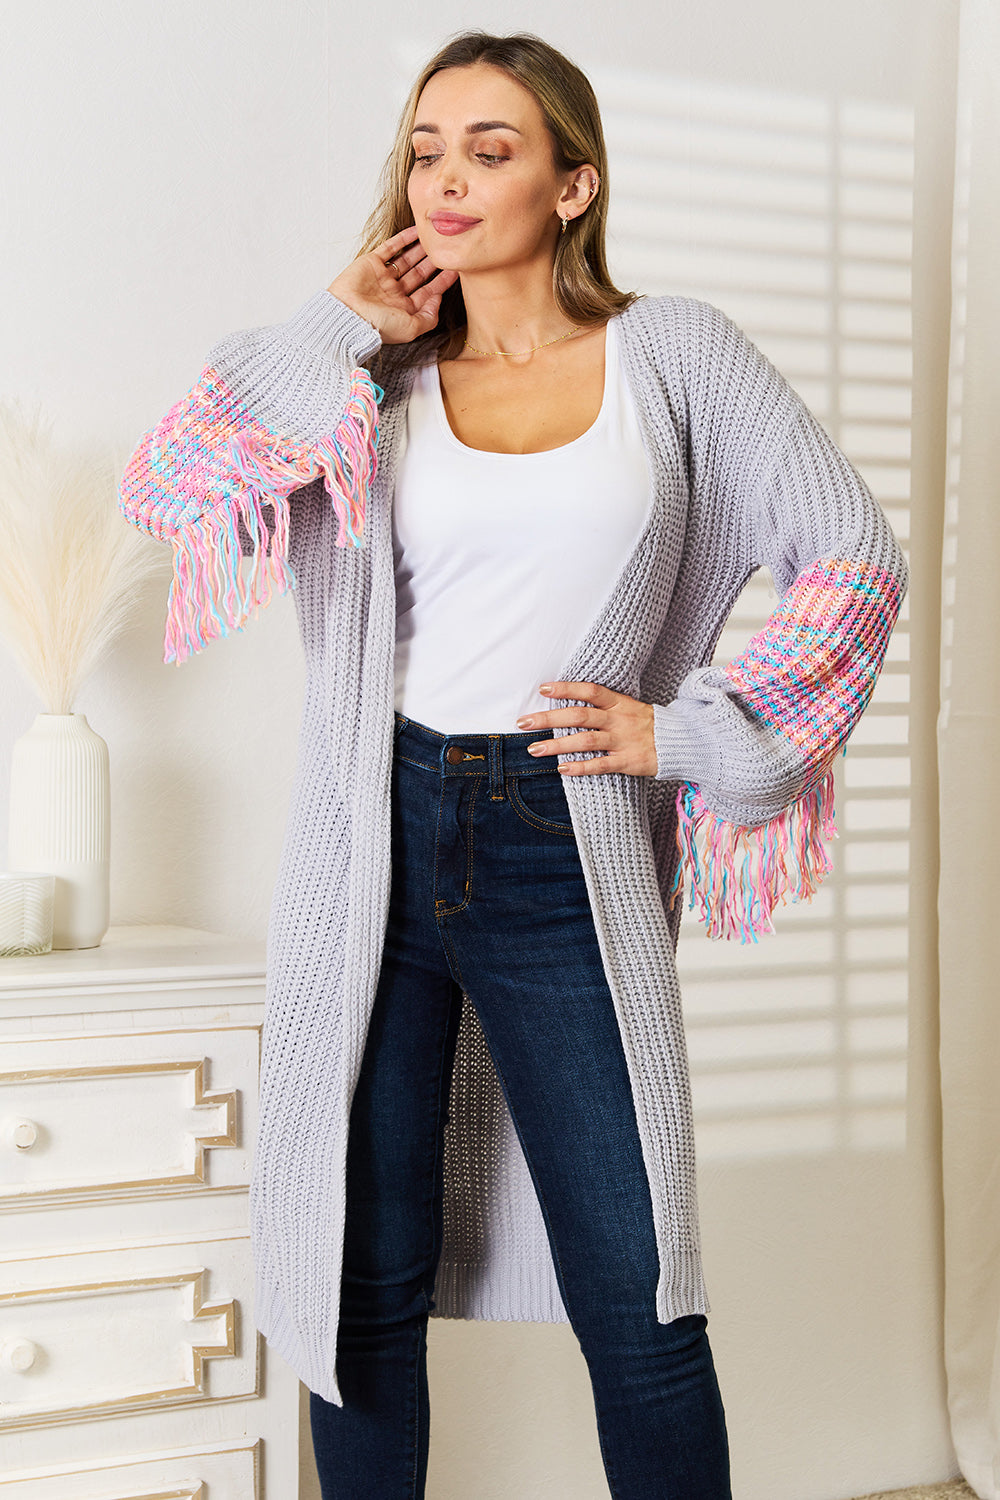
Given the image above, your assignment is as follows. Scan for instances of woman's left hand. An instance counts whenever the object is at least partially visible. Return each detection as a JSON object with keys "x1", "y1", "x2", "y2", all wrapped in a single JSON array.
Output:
[{"x1": 515, "y1": 681, "x2": 658, "y2": 777}]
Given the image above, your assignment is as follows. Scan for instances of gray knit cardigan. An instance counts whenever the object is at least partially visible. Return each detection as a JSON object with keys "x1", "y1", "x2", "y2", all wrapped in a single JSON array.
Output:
[{"x1": 119, "y1": 287, "x2": 908, "y2": 1405}]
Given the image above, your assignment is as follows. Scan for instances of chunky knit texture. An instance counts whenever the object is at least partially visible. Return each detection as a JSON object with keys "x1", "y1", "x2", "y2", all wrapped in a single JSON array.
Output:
[{"x1": 119, "y1": 287, "x2": 908, "y2": 1405}]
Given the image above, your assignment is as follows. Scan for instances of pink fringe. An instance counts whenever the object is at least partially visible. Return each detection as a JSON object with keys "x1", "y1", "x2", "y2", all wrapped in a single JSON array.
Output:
[
  {"x1": 162, "y1": 370, "x2": 382, "y2": 664},
  {"x1": 669, "y1": 769, "x2": 838, "y2": 942}
]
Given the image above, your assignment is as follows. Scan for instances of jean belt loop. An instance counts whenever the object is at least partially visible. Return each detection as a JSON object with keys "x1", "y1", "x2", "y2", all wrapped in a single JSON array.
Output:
[{"x1": 488, "y1": 734, "x2": 504, "y2": 801}]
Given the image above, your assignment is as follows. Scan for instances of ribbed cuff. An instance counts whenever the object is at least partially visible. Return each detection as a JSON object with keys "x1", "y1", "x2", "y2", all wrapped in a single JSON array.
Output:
[
  {"x1": 654, "y1": 698, "x2": 812, "y2": 829},
  {"x1": 652, "y1": 699, "x2": 723, "y2": 787},
  {"x1": 279, "y1": 288, "x2": 382, "y2": 369}
]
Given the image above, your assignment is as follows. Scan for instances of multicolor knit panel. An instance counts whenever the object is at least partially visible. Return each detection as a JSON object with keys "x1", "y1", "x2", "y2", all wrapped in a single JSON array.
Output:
[
  {"x1": 119, "y1": 363, "x2": 383, "y2": 665},
  {"x1": 672, "y1": 556, "x2": 905, "y2": 941}
]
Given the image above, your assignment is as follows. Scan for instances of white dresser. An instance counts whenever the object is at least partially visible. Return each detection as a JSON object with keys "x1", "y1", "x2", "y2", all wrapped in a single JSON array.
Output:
[{"x1": 0, "y1": 924, "x2": 301, "y2": 1498}]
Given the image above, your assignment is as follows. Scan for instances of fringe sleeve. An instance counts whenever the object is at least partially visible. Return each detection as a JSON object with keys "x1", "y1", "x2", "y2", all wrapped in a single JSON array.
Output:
[
  {"x1": 654, "y1": 312, "x2": 908, "y2": 941},
  {"x1": 118, "y1": 291, "x2": 383, "y2": 665}
]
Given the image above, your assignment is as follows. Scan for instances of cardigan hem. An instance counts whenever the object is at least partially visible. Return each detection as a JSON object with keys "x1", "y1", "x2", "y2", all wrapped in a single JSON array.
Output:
[
  {"x1": 430, "y1": 1254, "x2": 570, "y2": 1323},
  {"x1": 655, "y1": 1248, "x2": 711, "y2": 1322},
  {"x1": 252, "y1": 1245, "x2": 713, "y2": 1411},
  {"x1": 254, "y1": 1278, "x2": 344, "y2": 1407}
]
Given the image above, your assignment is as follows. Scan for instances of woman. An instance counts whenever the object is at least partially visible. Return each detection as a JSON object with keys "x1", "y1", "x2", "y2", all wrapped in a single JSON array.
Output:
[{"x1": 119, "y1": 29, "x2": 908, "y2": 1500}]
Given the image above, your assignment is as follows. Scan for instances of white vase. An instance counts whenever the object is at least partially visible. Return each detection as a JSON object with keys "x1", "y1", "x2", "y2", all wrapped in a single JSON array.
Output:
[{"x1": 7, "y1": 713, "x2": 110, "y2": 950}]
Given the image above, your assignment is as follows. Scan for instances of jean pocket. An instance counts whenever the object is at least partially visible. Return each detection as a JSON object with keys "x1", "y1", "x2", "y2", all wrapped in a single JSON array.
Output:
[{"x1": 507, "y1": 771, "x2": 575, "y2": 836}]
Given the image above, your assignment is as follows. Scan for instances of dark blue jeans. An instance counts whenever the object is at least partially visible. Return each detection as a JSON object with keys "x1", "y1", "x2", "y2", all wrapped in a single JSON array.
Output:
[{"x1": 309, "y1": 711, "x2": 732, "y2": 1499}]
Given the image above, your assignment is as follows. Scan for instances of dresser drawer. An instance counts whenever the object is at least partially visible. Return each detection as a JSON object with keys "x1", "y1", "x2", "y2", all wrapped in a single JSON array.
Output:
[
  {"x1": 0, "y1": 1234, "x2": 257, "y2": 1428},
  {"x1": 0, "y1": 1438, "x2": 260, "y2": 1497},
  {"x1": 0, "y1": 1029, "x2": 258, "y2": 1204}
]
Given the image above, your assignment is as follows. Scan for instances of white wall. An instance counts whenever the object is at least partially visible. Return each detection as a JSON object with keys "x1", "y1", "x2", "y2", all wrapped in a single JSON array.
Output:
[{"x1": 0, "y1": 2, "x2": 957, "y2": 1496}]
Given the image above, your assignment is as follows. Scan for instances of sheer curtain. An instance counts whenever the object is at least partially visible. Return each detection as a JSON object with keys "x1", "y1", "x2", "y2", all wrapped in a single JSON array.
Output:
[{"x1": 938, "y1": 0, "x2": 1000, "y2": 1495}]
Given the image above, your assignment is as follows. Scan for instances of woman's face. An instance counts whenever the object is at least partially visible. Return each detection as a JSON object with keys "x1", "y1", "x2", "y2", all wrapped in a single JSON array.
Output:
[{"x1": 407, "y1": 62, "x2": 591, "y2": 274}]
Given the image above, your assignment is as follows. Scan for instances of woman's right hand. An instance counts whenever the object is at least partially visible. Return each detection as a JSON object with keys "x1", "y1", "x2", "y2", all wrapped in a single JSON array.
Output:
[{"x1": 327, "y1": 226, "x2": 460, "y2": 346}]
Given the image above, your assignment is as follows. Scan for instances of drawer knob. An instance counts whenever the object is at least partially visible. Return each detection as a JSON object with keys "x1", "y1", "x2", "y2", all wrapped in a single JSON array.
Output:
[
  {"x1": 4, "y1": 1117, "x2": 39, "y2": 1150},
  {"x1": 1, "y1": 1338, "x2": 38, "y2": 1373}
]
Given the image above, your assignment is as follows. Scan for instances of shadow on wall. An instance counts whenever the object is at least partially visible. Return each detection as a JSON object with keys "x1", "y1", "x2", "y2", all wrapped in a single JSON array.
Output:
[
  {"x1": 847, "y1": 1483, "x2": 976, "y2": 1499},
  {"x1": 586, "y1": 62, "x2": 914, "y2": 1166}
]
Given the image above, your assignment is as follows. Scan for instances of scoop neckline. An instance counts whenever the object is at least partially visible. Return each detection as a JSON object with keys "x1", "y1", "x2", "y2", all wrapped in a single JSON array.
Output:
[{"x1": 431, "y1": 318, "x2": 615, "y2": 459}]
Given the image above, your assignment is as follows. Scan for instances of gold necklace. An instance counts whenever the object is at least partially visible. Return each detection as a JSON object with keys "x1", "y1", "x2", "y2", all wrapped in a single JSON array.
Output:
[{"x1": 462, "y1": 326, "x2": 584, "y2": 357}]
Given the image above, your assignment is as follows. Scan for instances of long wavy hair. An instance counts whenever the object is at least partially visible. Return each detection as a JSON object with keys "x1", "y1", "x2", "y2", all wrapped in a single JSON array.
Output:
[{"x1": 356, "y1": 30, "x2": 642, "y2": 378}]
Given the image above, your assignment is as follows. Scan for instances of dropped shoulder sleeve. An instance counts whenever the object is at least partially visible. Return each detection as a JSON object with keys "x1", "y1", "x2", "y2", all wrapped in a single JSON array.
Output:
[
  {"x1": 652, "y1": 300, "x2": 909, "y2": 942},
  {"x1": 118, "y1": 290, "x2": 384, "y2": 664}
]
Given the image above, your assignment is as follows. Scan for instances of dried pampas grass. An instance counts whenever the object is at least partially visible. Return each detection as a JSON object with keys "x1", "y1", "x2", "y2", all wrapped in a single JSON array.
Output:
[{"x1": 0, "y1": 397, "x2": 167, "y2": 713}]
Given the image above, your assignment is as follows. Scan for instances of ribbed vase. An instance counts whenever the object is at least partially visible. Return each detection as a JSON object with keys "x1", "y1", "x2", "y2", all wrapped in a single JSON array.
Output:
[{"x1": 7, "y1": 713, "x2": 110, "y2": 950}]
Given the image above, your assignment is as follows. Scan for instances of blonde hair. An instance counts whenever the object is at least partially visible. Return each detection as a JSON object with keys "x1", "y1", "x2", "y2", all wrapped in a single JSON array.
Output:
[{"x1": 356, "y1": 30, "x2": 642, "y2": 375}]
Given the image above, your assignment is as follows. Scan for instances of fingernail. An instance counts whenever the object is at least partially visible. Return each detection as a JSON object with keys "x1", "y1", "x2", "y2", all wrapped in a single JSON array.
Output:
[
  {"x1": 516, "y1": 717, "x2": 533, "y2": 728},
  {"x1": 539, "y1": 684, "x2": 553, "y2": 693},
  {"x1": 528, "y1": 744, "x2": 544, "y2": 754}
]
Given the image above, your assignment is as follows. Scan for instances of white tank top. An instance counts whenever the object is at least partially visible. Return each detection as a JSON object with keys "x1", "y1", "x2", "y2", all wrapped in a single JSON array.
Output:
[{"x1": 391, "y1": 315, "x2": 651, "y2": 733}]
